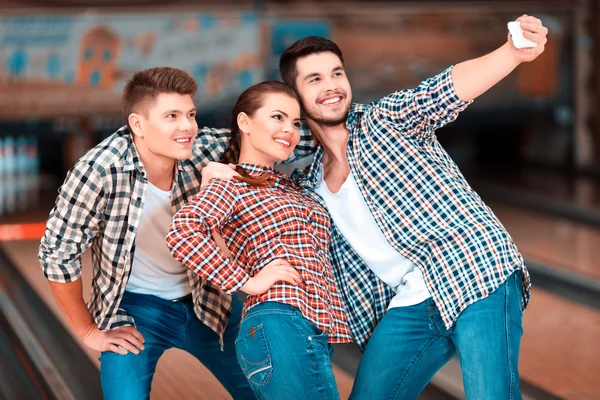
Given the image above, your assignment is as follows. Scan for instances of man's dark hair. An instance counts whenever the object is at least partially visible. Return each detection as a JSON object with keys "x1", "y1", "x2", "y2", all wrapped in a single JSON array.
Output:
[{"x1": 279, "y1": 36, "x2": 344, "y2": 89}]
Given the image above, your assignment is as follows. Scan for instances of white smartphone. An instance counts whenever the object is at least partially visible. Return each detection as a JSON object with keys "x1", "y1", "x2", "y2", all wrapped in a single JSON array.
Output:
[{"x1": 507, "y1": 21, "x2": 538, "y2": 49}]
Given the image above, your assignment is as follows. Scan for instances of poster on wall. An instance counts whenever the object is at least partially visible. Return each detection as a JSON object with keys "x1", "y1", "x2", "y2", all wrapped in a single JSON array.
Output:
[{"x1": 0, "y1": 11, "x2": 263, "y2": 120}]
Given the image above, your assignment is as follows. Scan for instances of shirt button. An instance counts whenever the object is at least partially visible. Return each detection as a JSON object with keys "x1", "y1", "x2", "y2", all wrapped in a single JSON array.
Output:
[{"x1": 308, "y1": 336, "x2": 312, "y2": 341}]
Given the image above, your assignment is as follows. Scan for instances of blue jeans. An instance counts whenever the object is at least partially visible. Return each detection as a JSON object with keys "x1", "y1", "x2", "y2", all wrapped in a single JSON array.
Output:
[
  {"x1": 235, "y1": 302, "x2": 339, "y2": 399},
  {"x1": 99, "y1": 291, "x2": 256, "y2": 400},
  {"x1": 350, "y1": 271, "x2": 524, "y2": 400}
]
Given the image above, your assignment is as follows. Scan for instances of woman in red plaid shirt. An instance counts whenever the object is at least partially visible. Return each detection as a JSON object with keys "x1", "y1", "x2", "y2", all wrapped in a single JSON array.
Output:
[{"x1": 166, "y1": 81, "x2": 351, "y2": 399}]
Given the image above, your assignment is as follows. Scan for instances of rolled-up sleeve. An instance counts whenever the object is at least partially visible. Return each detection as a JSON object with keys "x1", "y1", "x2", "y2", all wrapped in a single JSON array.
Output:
[
  {"x1": 39, "y1": 161, "x2": 106, "y2": 282},
  {"x1": 375, "y1": 66, "x2": 472, "y2": 141},
  {"x1": 166, "y1": 179, "x2": 249, "y2": 294}
]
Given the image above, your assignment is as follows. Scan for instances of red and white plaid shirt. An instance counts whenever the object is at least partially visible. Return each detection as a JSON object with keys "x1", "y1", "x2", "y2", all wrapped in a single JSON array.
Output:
[{"x1": 166, "y1": 164, "x2": 352, "y2": 343}]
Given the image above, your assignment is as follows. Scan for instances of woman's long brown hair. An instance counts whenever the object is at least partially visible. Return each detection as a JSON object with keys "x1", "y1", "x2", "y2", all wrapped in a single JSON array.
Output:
[{"x1": 220, "y1": 81, "x2": 299, "y2": 186}]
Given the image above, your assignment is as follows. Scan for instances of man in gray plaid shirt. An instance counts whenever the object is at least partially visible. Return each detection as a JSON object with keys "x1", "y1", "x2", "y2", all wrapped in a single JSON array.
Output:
[
  {"x1": 280, "y1": 16, "x2": 547, "y2": 400},
  {"x1": 38, "y1": 67, "x2": 257, "y2": 399}
]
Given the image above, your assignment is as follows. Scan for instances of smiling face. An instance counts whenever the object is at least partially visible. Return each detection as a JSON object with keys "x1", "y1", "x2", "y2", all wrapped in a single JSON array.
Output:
[
  {"x1": 237, "y1": 92, "x2": 301, "y2": 167},
  {"x1": 128, "y1": 92, "x2": 198, "y2": 163},
  {"x1": 294, "y1": 51, "x2": 352, "y2": 127}
]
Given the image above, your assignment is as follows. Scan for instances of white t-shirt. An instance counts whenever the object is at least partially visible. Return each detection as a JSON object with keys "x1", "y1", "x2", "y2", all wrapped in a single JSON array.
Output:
[
  {"x1": 316, "y1": 171, "x2": 431, "y2": 309},
  {"x1": 126, "y1": 182, "x2": 191, "y2": 300}
]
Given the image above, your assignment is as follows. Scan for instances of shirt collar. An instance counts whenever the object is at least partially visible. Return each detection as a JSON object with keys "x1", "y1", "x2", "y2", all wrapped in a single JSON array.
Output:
[
  {"x1": 122, "y1": 127, "x2": 145, "y2": 174},
  {"x1": 298, "y1": 103, "x2": 367, "y2": 190}
]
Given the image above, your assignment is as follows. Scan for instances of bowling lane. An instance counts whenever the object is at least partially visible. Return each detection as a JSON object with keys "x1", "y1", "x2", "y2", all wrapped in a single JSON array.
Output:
[
  {"x1": 467, "y1": 167, "x2": 600, "y2": 211},
  {"x1": 518, "y1": 288, "x2": 600, "y2": 400},
  {"x1": 3, "y1": 185, "x2": 598, "y2": 399},
  {"x1": 3, "y1": 238, "x2": 600, "y2": 399},
  {"x1": 491, "y1": 203, "x2": 600, "y2": 281},
  {"x1": 0, "y1": 240, "x2": 355, "y2": 400}
]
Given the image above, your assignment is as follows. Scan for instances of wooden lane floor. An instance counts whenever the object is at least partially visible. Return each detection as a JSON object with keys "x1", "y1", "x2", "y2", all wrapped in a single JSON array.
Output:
[
  {"x1": 3, "y1": 239, "x2": 599, "y2": 399},
  {"x1": 466, "y1": 167, "x2": 600, "y2": 211},
  {"x1": 0, "y1": 240, "x2": 353, "y2": 400},
  {"x1": 492, "y1": 203, "x2": 600, "y2": 281},
  {"x1": 520, "y1": 289, "x2": 600, "y2": 399}
]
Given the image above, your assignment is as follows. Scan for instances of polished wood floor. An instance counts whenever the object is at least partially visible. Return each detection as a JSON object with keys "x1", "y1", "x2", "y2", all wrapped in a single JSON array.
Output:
[
  {"x1": 2, "y1": 225, "x2": 599, "y2": 399},
  {"x1": 467, "y1": 167, "x2": 600, "y2": 210},
  {"x1": 493, "y1": 203, "x2": 600, "y2": 280},
  {"x1": 0, "y1": 241, "x2": 353, "y2": 400}
]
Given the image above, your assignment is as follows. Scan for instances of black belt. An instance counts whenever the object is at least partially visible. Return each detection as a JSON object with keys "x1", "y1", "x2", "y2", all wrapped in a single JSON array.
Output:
[{"x1": 171, "y1": 293, "x2": 193, "y2": 302}]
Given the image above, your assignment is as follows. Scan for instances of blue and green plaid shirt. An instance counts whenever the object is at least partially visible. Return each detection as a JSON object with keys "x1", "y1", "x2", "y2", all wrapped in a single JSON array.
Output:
[{"x1": 294, "y1": 66, "x2": 531, "y2": 349}]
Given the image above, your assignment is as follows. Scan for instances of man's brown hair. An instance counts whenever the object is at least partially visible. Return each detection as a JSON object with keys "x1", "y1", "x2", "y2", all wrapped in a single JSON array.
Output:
[{"x1": 122, "y1": 67, "x2": 198, "y2": 128}]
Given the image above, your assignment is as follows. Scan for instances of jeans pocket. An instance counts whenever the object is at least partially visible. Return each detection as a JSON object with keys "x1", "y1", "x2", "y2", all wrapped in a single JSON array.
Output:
[
  {"x1": 512, "y1": 271, "x2": 525, "y2": 315},
  {"x1": 308, "y1": 330, "x2": 330, "y2": 351},
  {"x1": 235, "y1": 324, "x2": 273, "y2": 387}
]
